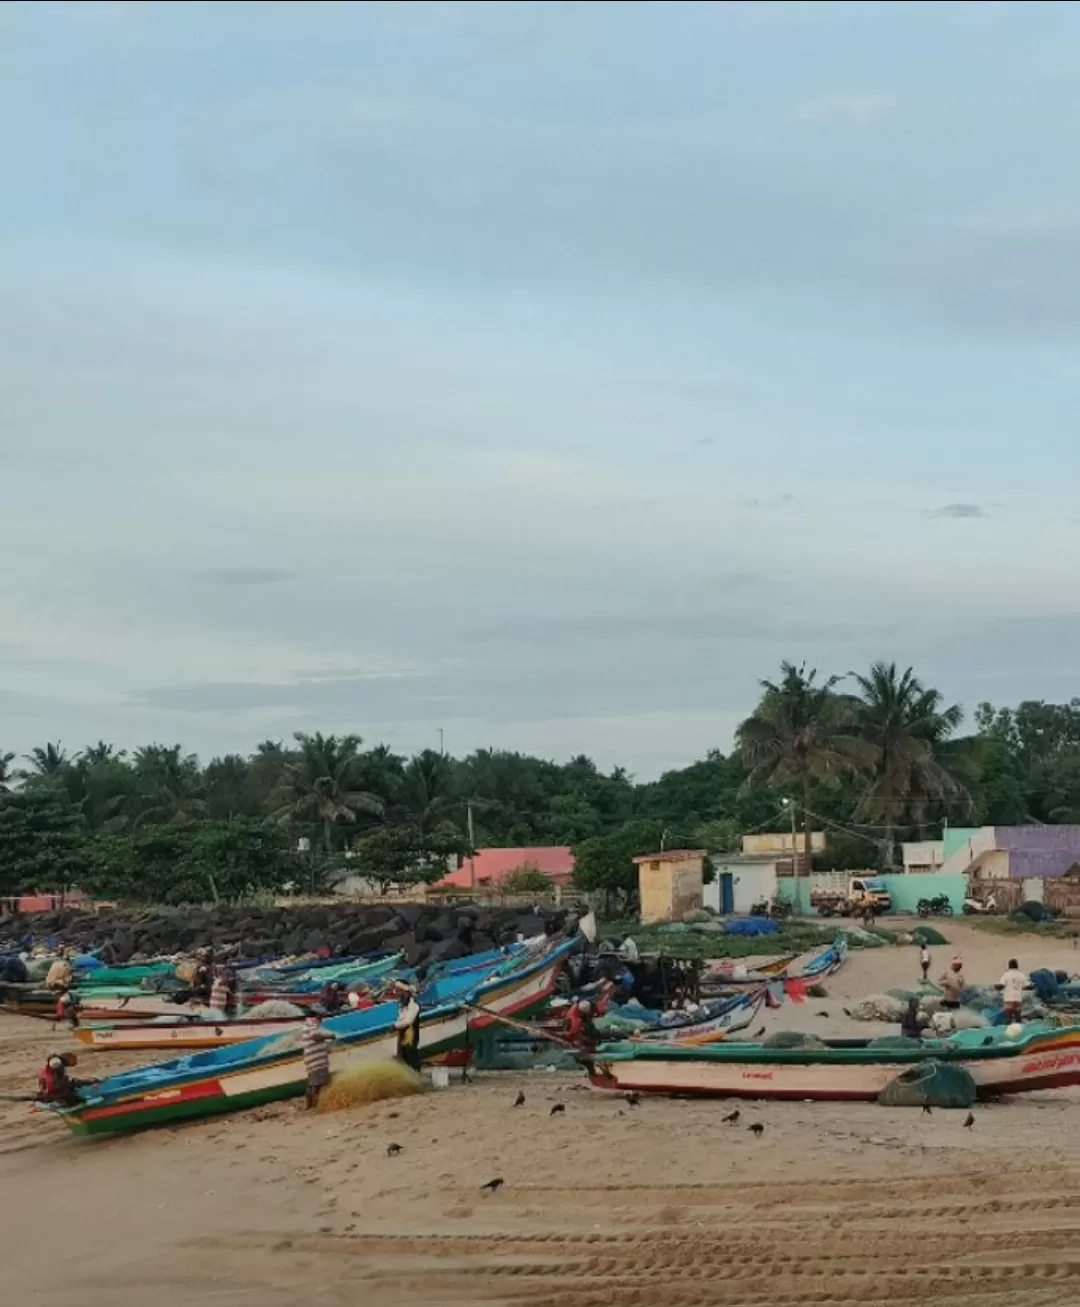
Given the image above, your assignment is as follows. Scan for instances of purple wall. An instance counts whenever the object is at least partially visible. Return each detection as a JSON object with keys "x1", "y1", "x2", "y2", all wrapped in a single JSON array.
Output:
[{"x1": 995, "y1": 826, "x2": 1080, "y2": 879}]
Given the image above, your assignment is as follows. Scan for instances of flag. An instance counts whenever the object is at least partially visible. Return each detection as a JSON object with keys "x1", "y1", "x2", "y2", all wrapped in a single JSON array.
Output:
[{"x1": 784, "y1": 978, "x2": 808, "y2": 1005}]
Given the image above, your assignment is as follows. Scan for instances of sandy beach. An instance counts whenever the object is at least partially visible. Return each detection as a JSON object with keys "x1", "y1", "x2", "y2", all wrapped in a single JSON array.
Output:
[{"x1": 6, "y1": 920, "x2": 1080, "y2": 1306}]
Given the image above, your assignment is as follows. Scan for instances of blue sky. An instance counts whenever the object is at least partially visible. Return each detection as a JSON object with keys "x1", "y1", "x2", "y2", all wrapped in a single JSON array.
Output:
[{"x1": 2, "y1": 0, "x2": 1080, "y2": 776}]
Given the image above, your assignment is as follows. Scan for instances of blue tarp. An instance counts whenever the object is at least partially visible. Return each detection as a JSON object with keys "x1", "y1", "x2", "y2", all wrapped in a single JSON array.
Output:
[{"x1": 725, "y1": 917, "x2": 781, "y2": 937}]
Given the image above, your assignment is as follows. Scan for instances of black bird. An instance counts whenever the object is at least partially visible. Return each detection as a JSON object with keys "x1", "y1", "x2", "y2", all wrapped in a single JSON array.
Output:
[
  {"x1": 721, "y1": 1109, "x2": 740, "y2": 1125},
  {"x1": 748, "y1": 1122, "x2": 765, "y2": 1138},
  {"x1": 480, "y1": 1177, "x2": 505, "y2": 1193},
  {"x1": 550, "y1": 1103, "x2": 566, "y2": 1116},
  {"x1": 513, "y1": 1091, "x2": 526, "y2": 1107},
  {"x1": 815, "y1": 1010, "x2": 830, "y2": 1018},
  {"x1": 842, "y1": 1008, "x2": 852, "y2": 1018},
  {"x1": 752, "y1": 1026, "x2": 766, "y2": 1038},
  {"x1": 386, "y1": 1143, "x2": 403, "y2": 1157},
  {"x1": 922, "y1": 1104, "x2": 933, "y2": 1115},
  {"x1": 625, "y1": 1091, "x2": 641, "y2": 1107},
  {"x1": 963, "y1": 1112, "x2": 975, "y2": 1130}
]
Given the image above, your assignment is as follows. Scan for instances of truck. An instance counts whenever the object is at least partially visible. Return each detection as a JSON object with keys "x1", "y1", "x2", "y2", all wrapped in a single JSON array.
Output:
[{"x1": 809, "y1": 873, "x2": 892, "y2": 917}]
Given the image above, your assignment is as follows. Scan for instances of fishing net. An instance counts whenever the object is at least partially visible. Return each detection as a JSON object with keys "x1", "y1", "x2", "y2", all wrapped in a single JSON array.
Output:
[
  {"x1": 762, "y1": 1031, "x2": 827, "y2": 1049},
  {"x1": 318, "y1": 1059, "x2": 425, "y2": 1113},
  {"x1": 930, "y1": 1008, "x2": 988, "y2": 1035},
  {"x1": 245, "y1": 1000, "x2": 307, "y2": 1019},
  {"x1": 878, "y1": 1060, "x2": 976, "y2": 1109},
  {"x1": 867, "y1": 1036, "x2": 925, "y2": 1050},
  {"x1": 910, "y1": 926, "x2": 949, "y2": 946},
  {"x1": 849, "y1": 994, "x2": 906, "y2": 1022}
]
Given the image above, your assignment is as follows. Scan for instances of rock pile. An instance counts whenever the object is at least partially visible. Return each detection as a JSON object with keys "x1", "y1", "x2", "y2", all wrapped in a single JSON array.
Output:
[{"x1": 0, "y1": 902, "x2": 575, "y2": 968}]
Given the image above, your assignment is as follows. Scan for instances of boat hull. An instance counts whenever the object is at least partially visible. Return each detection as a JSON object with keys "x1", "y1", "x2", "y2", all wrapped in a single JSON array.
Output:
[
  {"x1": 589, "y1": 1026, "x2": 1080, "y2": 1102},
  {"x1": 57, "y1": 943, "x2": 569, "y2": 1136}
]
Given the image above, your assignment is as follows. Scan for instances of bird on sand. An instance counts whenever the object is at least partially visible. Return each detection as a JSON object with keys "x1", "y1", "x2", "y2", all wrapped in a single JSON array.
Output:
[
  {"x1": 386, "y1": 1143, "x2": 403, "y2": 1157},
  {"x1": 721, "y1": 1109, "x2": 740, "y2": 1125},
  {"x1": 922, "y1": 1104, "x2": 933, "y2": 1115},
  {"x1": 842, "y1": 1008, "x2": 852, "y2": 1017},
  {"x1": 513, "y1": 1091, "x2": 526, "y2": 1107},
  {"x1": 550, "y1": 1103, "x2": 566, "y2": 1116},
  {"x1": 748, "y1": 1122, "x2": 765, "y2": 1138},
  {"x1": 815, "y1": 1010, "x2": 830, "y2": 1018},
  {"x1": 963, "y1": 1112, "x2": 975, "y2": 1130},
  {"x1": 625, "y1": 1091, "x2": 641, "y2": 1107},
  {"x1": 480, "y1": 1177, "x2": 505, "y2": 1193}
]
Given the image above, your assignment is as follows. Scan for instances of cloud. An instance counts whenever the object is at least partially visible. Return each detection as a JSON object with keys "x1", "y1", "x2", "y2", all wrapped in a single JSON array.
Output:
[
  {"x1": 194, "y1": 568, "x2": 298, "y2": 587},
  {"x1": 923, "y1": 503, "x2": 988, "y2": 520},
  {"x1": 791, "y1": 93, "x2": 899, "y2": 127}
]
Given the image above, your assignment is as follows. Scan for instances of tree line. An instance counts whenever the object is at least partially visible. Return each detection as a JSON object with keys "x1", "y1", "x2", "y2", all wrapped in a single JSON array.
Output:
[{"x1": 0, "y1": 660, "x2": 1078, "y2": 905}]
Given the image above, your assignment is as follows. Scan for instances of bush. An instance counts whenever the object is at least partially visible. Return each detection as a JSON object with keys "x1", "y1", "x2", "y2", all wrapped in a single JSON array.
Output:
[{"x1": 501, "y1": 866, "x2": 555, "y2": 894}]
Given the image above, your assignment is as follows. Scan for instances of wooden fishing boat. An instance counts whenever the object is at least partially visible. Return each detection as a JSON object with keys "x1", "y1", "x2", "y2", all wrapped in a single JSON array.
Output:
[
  {"x1": 74, "y1": 946, "x2": 531, "y2": 1050},
  {"x1": 629, "y1": 990, "x2": 763, "y2": 1047},
  {"x1": 45, "y1": 938, "x2": 575, "y2": 1136},
  {"x1": 587, "y1": 1022, "x2": 1080, "y2": 1101}
]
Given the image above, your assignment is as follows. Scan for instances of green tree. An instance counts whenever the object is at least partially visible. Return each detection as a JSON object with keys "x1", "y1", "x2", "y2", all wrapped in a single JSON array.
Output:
[
  {"x1": 272, "y1": 732, "x2": 384, "y2": 852},
  {"x1": 182, "y1": 820, "x2": 295, "y2": 902},
  {"x1": 133, "y1": 745, "x2": 207, "y2": 826},
  {"x1": 394, "y1": 749, "x2": 458, "y2": 832},
  {"x1": 500, "y1": 865, "x2": 557, "y2": 894},
  {"x1": 20, "y1": 741, "x2": 71, "y2": 780},
  {"x1": 0, "y1": 783, "x2": 88, "y2": 894},
  {"x1": 356, "y1": 825, "x2": 469, "y2": 894},
  {"x1": 572, "y1": 820, "x2": 682, "y2": 914},
  {"x1": 0, "y1": 750, "x2": 15, "y2": 794},
  {"x1": 851, "y1": 661, "x2": 967, "y2": 866},
  {"x1": 736, "y1": 662, "x2": 870, "y2": 868}
]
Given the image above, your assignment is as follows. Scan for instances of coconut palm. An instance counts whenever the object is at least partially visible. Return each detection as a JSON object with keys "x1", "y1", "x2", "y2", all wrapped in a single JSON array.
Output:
[
  {"x1": 0, "y1": 750, "x2": 15, "y2": 794},
  {"x1": 132, "y1": 744, "x2": 207, "y2": 827},
  {"x1": 851, "y1": 661, "x2": 967, "y2": 867},
  {"x1": 736, "y1": 662, "x2": 872, "y2": 870},
  {"x1": 394, "y1": 749, "x2": 458, "y2": 832},
  {"x1": 271, "y1": 732, "x2": 384, "y2": 852},
  {"x1": 20, "y1": 742, "x2": 71, "y2": 780},
  {"x1": 82, "y1": 741, "x2": 126, "y2": 766}
]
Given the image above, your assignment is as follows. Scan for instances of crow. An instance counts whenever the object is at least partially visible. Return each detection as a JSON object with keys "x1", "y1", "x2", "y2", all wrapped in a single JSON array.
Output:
[
  {"x1": 963, "y1": 1112, "x2": 975, "y2": 1130},
  {"x1": 748, "y1": 1122, "x2": 764, "y2": 1138},
  {"x1": 480, "y1": 1177, "x2": 505, "y2": 1193},
  {"x1": 815, "y1": 1010, "x2": 830, "y2": 1018},
  {"x1": 513, "y1": 1091, "x2": 526, "y2": 1107},
  {"x1": 721, "y1": 1109, "x2": 740, "y2": 1125},
  {"x1": 752, "y1": 1026, "x2": 766, "y2": 1038},
  {"x1": 550, "y1": 1103, "x2": 566, "y2": 1116},
  {"x1": 386, "y1": 1143, "x2": 403, "y2": 1157},
  {"x1": 624, "y1": 1091, "x2": 641, "y2": 1107},
  {"x1": 922, "y1": 1104, "x2": 933, "y2": 1115},
  {"x1": 842, "y1": 1008, "x2": 852, "y2": 1018}
]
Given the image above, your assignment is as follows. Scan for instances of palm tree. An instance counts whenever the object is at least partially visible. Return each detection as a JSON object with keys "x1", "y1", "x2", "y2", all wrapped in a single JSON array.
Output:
[
  {"x1": 82, "y1": 741, "x2": 126, "y2": 766},
  {"x1": 0, "y1": 750, "x2": 15, "y2": 793},
  {"x1": 271, "y1": 732, "x2": 384, "y2": 852},
  {"x1": 395, "y1": 749, "x2": 457, "y2": 832},
  {"x1": 736, "y1": 662, "x2": 871, "y2": 871},
  {"x1": 20, "y1": 741, "x2": 71, "y2": 780},
  {"x1": 132, "y1": 744, "x2": 207, "y2": 827},
  {"x1": 851, "y1": 661, "x2": 967, "y2": 867}
]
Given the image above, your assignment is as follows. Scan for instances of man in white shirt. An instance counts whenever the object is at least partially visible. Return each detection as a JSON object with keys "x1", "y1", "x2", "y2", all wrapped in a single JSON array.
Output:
[{"x1": 998, "y1": 958, "x2": 1028, "y2": 1023}]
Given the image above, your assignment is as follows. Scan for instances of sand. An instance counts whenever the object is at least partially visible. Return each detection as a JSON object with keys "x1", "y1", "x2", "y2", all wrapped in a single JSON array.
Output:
[{"x1": 5, "y1": 919, "x2": 1080, "y2": 1306}]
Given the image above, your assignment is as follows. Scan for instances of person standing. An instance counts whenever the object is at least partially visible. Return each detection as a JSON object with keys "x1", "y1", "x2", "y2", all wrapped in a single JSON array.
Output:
[
  {"x1": 939, "y1": 957, "x2": 966, "y2": 1009},
  {"x1": 302, "y1": 1014, "x2": 335, "y2": 1109},
  {"x1": 393, "y1": 983, "x2": 422, "y2": 1073},
  {"x1": 919, "y1": 942, "x2": 931, "y2": 982},
  {"x1": 998, "y1": 958, "x2": 1029, "y2": 1024}
]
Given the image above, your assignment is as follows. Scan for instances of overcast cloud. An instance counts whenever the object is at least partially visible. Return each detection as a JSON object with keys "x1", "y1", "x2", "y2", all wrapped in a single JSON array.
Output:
[{"x1": 2, "y1": 1, "x2": 1080, "y2": 776}]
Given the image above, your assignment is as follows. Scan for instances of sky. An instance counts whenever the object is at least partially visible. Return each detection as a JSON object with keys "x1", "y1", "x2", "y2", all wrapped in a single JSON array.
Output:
[{"x1": 3, "y1": 0, "x2": 1080, "y2": 779}]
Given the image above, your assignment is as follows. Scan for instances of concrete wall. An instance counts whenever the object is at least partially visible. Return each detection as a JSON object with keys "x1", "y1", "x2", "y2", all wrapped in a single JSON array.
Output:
[
  {"x1": 902, "y1": 841, "x2": 944, "y2": 872},
  {"x1": 743, "y1": 832, "x2": 825, "y2": 856},
  {"x1": 778, "y1": 872, "x2": 970, "y2": 916},
  {"x1": 705, "y1": 861, "x2": 779, "y2": 915}
]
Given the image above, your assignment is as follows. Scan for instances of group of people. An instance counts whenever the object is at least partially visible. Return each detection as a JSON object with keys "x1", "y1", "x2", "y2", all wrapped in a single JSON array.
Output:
[{"x1": 901, "y1": 947, "x2": 1031, "y2": 1039}]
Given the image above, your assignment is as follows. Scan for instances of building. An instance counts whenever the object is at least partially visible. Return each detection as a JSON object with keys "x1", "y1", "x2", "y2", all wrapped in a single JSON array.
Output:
[
  {"x1": 901, "y1": 840, "x2": 945, "y2": 874},
  {"x1": 742, "y1": 832, "x2": 827, "y2": 857},
  {"x1": 940, "y1": 826, "x2": 1080, "y2": 882},
  {"x1": 704, "y1": 853, "x2": 778, "y2": 915},
  {"x1": 436, "y1": 846, "x2": 575, "y2": 891},
  {"x1": 634, "y1": 849, "x2": 706, "y2": 925}
]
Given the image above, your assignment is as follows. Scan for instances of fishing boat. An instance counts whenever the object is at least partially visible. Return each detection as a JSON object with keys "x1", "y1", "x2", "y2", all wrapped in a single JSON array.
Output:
[
  {"x1": 74, "y1": 945, "x2": 533, "y2": 1050},
  {"x1": 44, "y1": 937, "x2": 576, "y2": 1136},
  {"x1": 628, "y1": 990, "x2": 763, "y2": 1047},
  {"x1": 586, "y1": 1022, "x2": 1080, "y2": 1101}
]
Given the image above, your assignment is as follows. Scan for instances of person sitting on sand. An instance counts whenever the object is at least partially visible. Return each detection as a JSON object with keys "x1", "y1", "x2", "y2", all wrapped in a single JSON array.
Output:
[
  {"x1": 939, "y1": 958, "x2": 966, "y2": 1009},
  {"x1": 392, "y1": 983, "x2": 422, "y2": 1073},
  {"x1": 37, "y1": 1052, "x2": 95, "y2": 1107},
  {"x1": 302, "y1": 1014, "x2": 335, "y2": 1109},
  {"x1": 998, "y1": 958, "x2": 1029, "y2": 1024},
  {"x1": 900, "y1": 997, "x2": 929, "y2": 1040}
]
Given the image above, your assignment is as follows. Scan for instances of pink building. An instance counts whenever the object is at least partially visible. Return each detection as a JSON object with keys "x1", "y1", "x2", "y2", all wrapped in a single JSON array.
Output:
[{"x1": 437, "y1": 846, "x2": 575, "y2": 891}]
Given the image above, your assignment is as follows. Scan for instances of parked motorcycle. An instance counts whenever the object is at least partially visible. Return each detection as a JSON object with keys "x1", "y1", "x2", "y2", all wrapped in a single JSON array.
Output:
[
  {"x1": 962, "y1": 894, "x2": 998, "y2": 915},
  {"x1": 917, "y1": 894, "x2": 954, "y2": 918}
]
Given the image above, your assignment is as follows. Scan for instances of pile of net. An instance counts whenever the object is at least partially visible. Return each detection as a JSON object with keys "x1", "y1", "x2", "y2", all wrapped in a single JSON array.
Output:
[
  {"x1": 244, "y1": 999, "x2": 307, "y2": 1019},
  {"x1": 595, "y1": 1014, "x2": 650, "y2": 1038},
  {"x1": 877, "y1": 1060, "x2": 976, "y2": 1109},
  {"x1": 318, "y1": 1058, "x2": 425, "y2": 1113},
  {"x1": 849, "y1": 993, "x2": 907, "y2": 1022},
  {"x1": 761, "y1": 1031, "x2": 827, "y2": 1049},
  {"x1": 867, "y1": 1035, "x2": 924, "y2": 1050},
  {"x1": 842, "y1": 928, "x2": 888, "y2": 948},
  {"x1": 929, "y1": 1007, "x2": 988, "y2": 1034}
]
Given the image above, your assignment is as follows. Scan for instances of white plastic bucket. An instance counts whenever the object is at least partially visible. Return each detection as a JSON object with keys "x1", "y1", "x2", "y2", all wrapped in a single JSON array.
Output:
[{"x1": 429, "y1": 1066, "x2": 450, "y2": 1090}]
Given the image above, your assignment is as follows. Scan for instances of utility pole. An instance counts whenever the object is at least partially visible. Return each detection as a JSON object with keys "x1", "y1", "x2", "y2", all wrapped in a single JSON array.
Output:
[
  {"x1": 467, "y1": 801, "x2": 476, "y2": 890},
  {"x1": 438, "y1": 727, "x2": 444, "y2": 756}
]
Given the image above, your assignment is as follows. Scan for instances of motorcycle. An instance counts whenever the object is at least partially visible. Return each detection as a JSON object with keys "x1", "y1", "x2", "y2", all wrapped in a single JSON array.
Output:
[
  {"x1": 917, "y1": 894, "x2": 954, "y2": 918},
  {"x1": 962, "y1": 894, "x2": 998, "y2": 915}
]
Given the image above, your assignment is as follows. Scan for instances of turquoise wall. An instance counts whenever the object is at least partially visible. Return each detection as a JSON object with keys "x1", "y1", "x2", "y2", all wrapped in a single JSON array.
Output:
[
  {"x1": 777, "y1": 872, "x2": 968, "y2": 916},
  {"x1": 943, "y1": 827, "x2": 981, "y2": 859}
]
